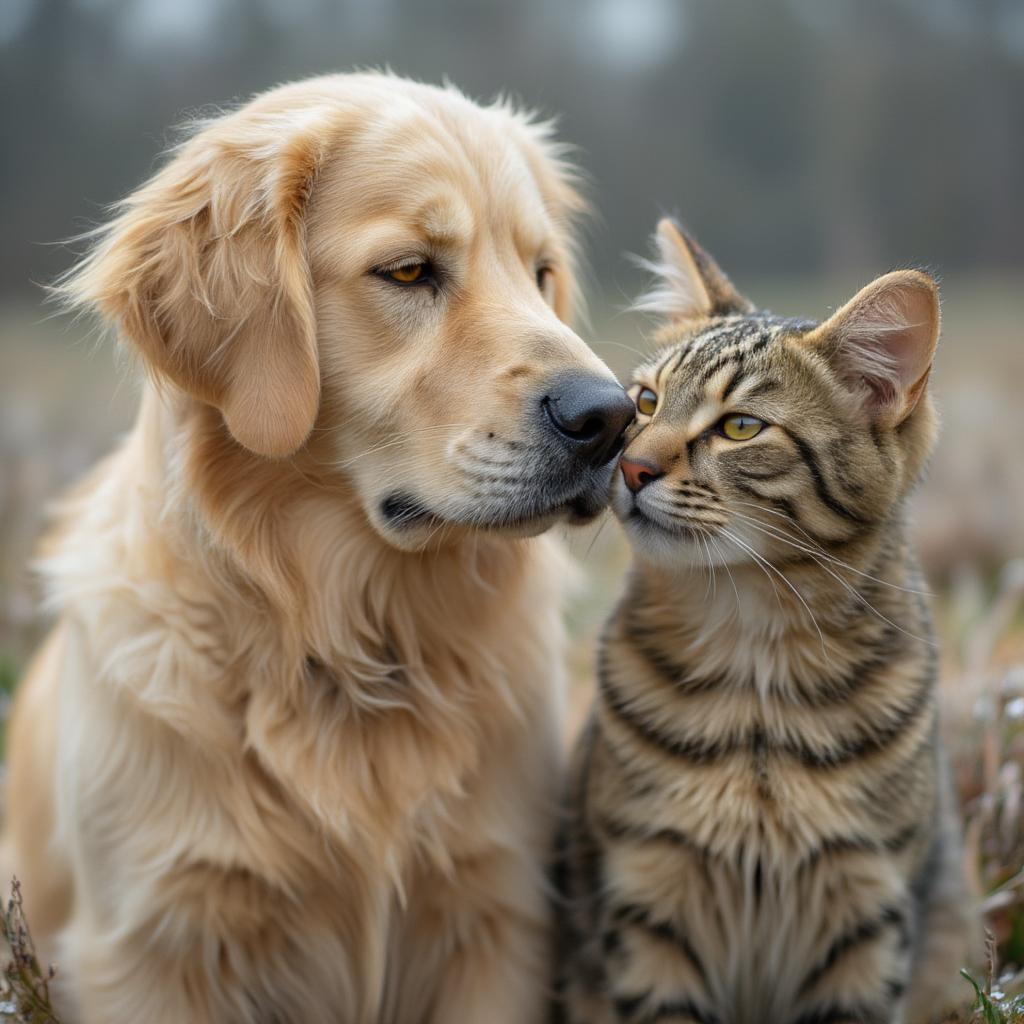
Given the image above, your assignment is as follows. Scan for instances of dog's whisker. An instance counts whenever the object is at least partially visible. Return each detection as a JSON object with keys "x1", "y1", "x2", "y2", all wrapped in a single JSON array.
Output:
[{"x1": 331, "y1": 425, "x2": 478, "y2": 470}]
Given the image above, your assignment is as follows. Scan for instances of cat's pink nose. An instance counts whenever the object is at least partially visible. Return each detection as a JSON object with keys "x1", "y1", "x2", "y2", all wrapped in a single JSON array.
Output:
[{"x1": 621, "y1": 457, "x2": 663, "y2": 494}]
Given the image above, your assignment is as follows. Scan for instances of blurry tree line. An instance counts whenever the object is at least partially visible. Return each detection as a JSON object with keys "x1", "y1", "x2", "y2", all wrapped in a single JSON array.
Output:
[{"x1": 2, "y1": 0, "x2": 1022, "y2": 299}]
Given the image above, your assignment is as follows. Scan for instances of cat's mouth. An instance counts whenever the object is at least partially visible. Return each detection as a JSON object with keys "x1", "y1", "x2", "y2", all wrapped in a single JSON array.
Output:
[
  {"x1": 612, "y1": 475, "x2": 705, "y2": 532},
  {"x1": 625, "y1": 505, "x2": 709, "y2": 541},
  {"x1": 611, "y1": 477, "x2": 733, "y2": 565}
]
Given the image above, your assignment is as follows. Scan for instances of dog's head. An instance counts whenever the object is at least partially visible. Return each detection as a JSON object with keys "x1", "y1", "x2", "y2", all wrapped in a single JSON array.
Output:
[{"x1": 61, "y1": 74, "x2": 632, "y2": 550}]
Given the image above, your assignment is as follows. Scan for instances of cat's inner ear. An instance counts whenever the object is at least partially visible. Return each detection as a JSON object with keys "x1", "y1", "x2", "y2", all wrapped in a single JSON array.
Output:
[
  {"x1": 808, "y1": 270, "x2": 940, "y2": 425},
  {"x1": 634, "y1": 218, "x2": 753, "y2": 320}
]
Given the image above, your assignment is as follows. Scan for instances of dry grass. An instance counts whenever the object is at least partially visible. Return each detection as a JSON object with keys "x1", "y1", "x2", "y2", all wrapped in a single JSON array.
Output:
[
  {"x1": 0, "y1": 881, "x2": 60, "y2": 1024},
  {"x1": 939, "y1": 560, "x2": 1024, "y2": 1020}
]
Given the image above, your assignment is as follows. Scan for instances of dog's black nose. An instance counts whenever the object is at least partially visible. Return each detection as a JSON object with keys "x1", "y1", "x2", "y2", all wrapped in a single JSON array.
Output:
[{"x1": 542, "y1": 374, "x2": 635, "y2": 466}]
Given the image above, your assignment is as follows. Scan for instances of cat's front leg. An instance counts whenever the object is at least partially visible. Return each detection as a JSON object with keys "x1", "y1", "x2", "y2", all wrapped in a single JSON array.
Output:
[
  {"x1": 596, "y1": 903, "x2": 720, "y2": 1024},
  {"x1": 786, "y1": 899, "x2": 913, "y2": 1024},
  {"x1": 790, "y1": 1008, "x2": 906, "y2": 1024}
]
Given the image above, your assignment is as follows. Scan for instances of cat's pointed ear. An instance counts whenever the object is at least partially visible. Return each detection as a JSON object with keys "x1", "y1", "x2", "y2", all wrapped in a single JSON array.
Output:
[
  {"x1": 634, "y1": 218, "x2": 754, "y2": 320},
  {"x1": 806, "y1": 270, "x2": 940, "y2": 425}
]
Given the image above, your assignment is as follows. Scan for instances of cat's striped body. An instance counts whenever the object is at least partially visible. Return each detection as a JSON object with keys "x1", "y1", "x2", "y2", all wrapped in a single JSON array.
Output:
[{"x1": 555, "y1": 222, "x2": 975, "y2": 1024}]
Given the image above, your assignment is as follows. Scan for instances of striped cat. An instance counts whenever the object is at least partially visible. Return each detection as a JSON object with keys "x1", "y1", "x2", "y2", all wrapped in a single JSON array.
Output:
[{"x1": 554, "y1": 220, "x2": 977, "y2": 1024}]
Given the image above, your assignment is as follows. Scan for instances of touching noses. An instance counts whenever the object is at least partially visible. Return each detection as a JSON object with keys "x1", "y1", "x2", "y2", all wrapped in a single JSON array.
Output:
[
  {"x1": 620, "y1": 457, "x2": 664, "y2": 493},
  {"x1": 542, "y1": 374, "x2": 636, "y2": 467}
]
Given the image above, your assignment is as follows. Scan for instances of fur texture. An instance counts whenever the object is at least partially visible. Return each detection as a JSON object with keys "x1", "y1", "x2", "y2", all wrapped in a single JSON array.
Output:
[
  {"x1": 3, "y1": 72, "x2": 624, "y2": 1023},
  {"x1": 554, "y1": 221, "x2": 978, "y2": 1024}
]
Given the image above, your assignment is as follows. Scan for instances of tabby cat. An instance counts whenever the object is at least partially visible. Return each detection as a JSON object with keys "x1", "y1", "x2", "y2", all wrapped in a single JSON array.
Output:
[{"x1": 554, "y1": 220, "x2": 976, "y2": 1024}]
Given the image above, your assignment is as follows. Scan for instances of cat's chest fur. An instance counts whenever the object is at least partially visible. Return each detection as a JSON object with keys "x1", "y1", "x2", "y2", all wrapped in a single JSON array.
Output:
[
  {"x1": 584, "y1": 585, "x2": 931, "y2": 1021},
  {"x1": 596, "y1": 578, "x2": 935, "y2": 865}
]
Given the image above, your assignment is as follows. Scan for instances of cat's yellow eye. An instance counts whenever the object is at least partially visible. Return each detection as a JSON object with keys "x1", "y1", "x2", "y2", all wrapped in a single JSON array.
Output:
[
  {"x1": 720, "y1": 414, "x2": 764, "y2": 441},
  {"x1": 636, "y1": 387, "x2": 658, "y2": 416},
  {"x1": 387, "y1": 263, "x2": 426, "y2": 284}
]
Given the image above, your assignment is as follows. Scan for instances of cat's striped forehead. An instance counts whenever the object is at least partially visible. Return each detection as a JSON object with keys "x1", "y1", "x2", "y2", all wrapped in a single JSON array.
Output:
[{"x1": 641, "y1": 314, "x2": 818, "y2": 383}]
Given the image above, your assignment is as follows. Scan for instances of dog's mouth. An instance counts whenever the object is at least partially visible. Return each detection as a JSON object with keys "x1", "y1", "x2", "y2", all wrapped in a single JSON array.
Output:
[
  {"x1": 380, "y1": 479, "x2": 608, "y2": 535},
  {"x1": 373, "y1": 423, "x2": 625, "y2": 543},
  {"x1": 379, "y1": 492, "x2": 437, "y2": 527}
]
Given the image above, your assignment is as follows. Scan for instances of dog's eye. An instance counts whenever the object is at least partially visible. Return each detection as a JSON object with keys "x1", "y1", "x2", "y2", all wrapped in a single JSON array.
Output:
[
  {"x1": 536, "y1": 265, "x2": 553, "y2": 292},
  {"x1": 376, "y1": 261, "x2": 436, "y2": 287},
  {"x1": 383, "y1": 262, "x2": 430, "y2": 285}
]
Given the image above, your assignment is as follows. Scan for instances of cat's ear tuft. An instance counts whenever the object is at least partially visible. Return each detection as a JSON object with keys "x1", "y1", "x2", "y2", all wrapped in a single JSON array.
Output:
[
  {"x1": 633, "y1": 219, "x2": 753, "y2": 321},
  {"x1": 808, "y1": 270, "x2": 940, "y2": 425}
]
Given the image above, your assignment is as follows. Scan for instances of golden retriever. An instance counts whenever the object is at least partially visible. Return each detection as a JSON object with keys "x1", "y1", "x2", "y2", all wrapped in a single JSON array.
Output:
[{"x1": 3, "y1": 72, "x2": 634, "y2": 1023}]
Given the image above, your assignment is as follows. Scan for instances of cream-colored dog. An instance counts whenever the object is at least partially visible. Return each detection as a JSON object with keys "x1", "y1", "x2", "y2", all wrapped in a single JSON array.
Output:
[{"x1": 4, "y1": 73, "x2": 634, "y2": 1023}]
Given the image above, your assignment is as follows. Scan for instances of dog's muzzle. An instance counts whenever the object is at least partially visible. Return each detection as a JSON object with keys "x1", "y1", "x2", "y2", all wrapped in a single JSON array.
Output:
[{"x1": 540, "y1": 373, "x2": 635, "y2": 468}]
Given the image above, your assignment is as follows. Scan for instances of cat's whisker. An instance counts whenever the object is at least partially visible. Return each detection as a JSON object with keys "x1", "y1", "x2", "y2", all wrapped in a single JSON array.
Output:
[
  {"x1": 696, "y1": 530, "x2": 715, "y2": 600},
  {"x1": 729, "y1": 500, "x2": 841, "y2": 552},
  {"x1": 720, "y1": 527, "x2": 829, "y2": 659},
  {"x1": 642, "y1": 500, "x2": 728, "y2": 533},
  {"x1": 718, "y1": 527, "x2": 783, "y2": 611},
  {"x1": 700, "y1": 536, "x2": 716, "y2": 598},
  {"x1": 596, "y1": 339, "x2": 650, "y2": 359},
  {"x1": 727, "y1": 509, "x2": 870, "y2": 574},
  {"x1": 730, "y1": 501, "x2": 932, "y2": 597},
  {"x1": 708, "y1": 533, "x2": 742, "y2": 614},
  {"x1": 732, "y1": 516, "x2": 936, "y2": 647}
]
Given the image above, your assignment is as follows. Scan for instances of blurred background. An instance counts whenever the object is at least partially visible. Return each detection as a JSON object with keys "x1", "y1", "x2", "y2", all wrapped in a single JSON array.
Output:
[{"x1": 1, "y1": 0, "x2": 1023, "y2": 1012}]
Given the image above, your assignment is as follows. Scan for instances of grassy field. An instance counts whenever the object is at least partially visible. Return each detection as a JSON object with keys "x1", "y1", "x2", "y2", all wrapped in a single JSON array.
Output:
[{"x1": 0, "y1": 275, "x2": 1022, "y2": 1018}]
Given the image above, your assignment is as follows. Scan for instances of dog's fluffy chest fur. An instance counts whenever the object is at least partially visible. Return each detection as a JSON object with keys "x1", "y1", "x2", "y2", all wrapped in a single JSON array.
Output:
[{"x1": 29, "y1": 406, "x2": 568, "y2": 1022}]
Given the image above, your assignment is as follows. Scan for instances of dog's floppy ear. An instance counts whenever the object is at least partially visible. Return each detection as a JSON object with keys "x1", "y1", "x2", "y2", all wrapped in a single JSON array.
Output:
[{"x1": 60, "y1": 105, "x2": 333, "y2": 457}]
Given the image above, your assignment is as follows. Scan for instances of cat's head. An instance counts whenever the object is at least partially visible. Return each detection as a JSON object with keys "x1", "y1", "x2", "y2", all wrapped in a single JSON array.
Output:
[{"x1": 614, "y1": 219, "x2": 940, "y2": 568}]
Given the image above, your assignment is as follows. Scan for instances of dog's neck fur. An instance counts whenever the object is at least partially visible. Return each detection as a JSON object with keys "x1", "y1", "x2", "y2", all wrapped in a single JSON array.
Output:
[{"x1": 41, "y1": 385, "x2": 569, "y2": 871}]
